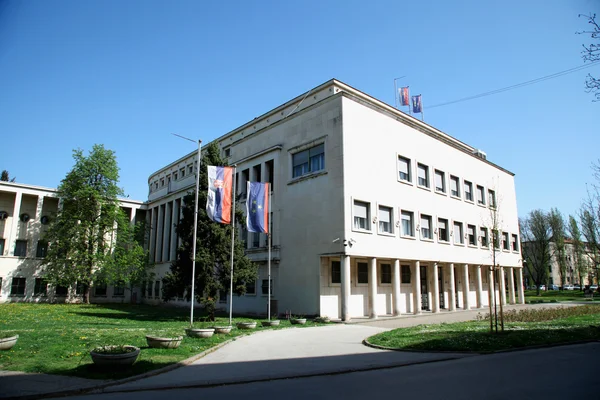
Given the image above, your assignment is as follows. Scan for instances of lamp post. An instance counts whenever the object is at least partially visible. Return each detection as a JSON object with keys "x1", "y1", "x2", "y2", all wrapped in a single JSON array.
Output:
[{"x1": 172, "y1": 133, "x2": 202, "y2": 327}]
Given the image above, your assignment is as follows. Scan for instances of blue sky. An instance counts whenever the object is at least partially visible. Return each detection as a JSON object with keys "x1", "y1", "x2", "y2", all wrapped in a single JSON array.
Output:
[{"x1": 1, "y1": 0, "x2": 598, "y2": 219}]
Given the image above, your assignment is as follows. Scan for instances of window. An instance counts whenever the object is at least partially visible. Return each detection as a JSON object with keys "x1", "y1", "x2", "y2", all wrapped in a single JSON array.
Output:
[
  {"x1": 398, "y1": 156, "x2": 411, "y2": 182},
  {"x1": 353, "y1": 200, "x2": 370, "y2": 231},
  {"x1": 188, "y1": 164, "x2": 193, "y2": 175},
  {"x1": 502, "y1": 232, "x2": 510, "y2": 250},
  {"x1": 488, "y1": 190, "x2": 496, "y2": 208},
  {"x1": 454, "y1": 222, "x2": 464, "y2": 244},
  {"x1": 261, "y1": 279, "x2": 273, "y2": 295},
  {"x1": 420, "y1": 214, "x2": 433, "y2": 240},
  {"x1": 146, "y1": 282, "x2": 153, "y2": 297},
  {"x1": 36, "y1": 241, "x2": 48, "y2": 258},
  {"x1": 160, "y1": 178, "x2": 165, "y2": 187},
  {"x1": 476, "y1": 185, "x2": 486, "y2": 205},
  {"x1": 173, "y1": 172, "x2": 178, "y2": 180},
  {"x1": 76, "y1": 282, "x2": 87, "y2": 295},
  {"x1": 55, "y1": 285, "x2": 68, "y2": 296},
  {"x1": 154, "y1": 181, "x2": 158, "y2": 190},
  {"x1": 292, "y1": 143, "x2": 325, "y2": 178},
  {"x1": 378, "y1": 206, "x2": 393, "y2": 234},
  {"x1": 434, "y1": 170, "x2": 446, "y2": 193},
  {"x1": 464, "y1": 181, "x2": 473, "y2": 202},
  {"x1": 0, "y1": 238, "x2": 5, "y2": 255},
  {"x1": 480, "y1": 227, "x2": 489, "y2": 247},
  {"x1": 512, "y1": 234, "x2": 519, "y2": 251},
  {"x1": 14, "y1": 240, "x2": 27, "y2": 257},
  {"x1": 154, "y1": 280, "x2": 161, "y2": 298},
  {"x1": 10, "y1": 277, "x2": 26, "y2": 296},
  {"x1": 493, "y1": 229, "x2": 500, "y2": 249},
  {"x1": 450, "y1": 176, "x2": 460, "y2": 197},
  {"x1": 141, "y1": 281, "x2": 146, "y2": 298},
  {"x1": 253, "y1": 164, "x2": 262, "y2": 182},
  {"x1": 438, "y1": 218, "x2": 449, "y2": 242},
  {"x1": 331, "y1": 260, "x2": 341, "y2": 284},
  {"x1": 357, "y1": 262, "x2": 368, "y2": 284},
  {"x1": 467, "y1": 224, "x2": 476, "y2": 246},
  {"x1": 180, "y1": 167, "x2": 185, "y2": 178},
  {"x1": 381, "y1": 264, "x2": 392, "y2": 284},
  {"x1": 114, "y1": 283, "x2": 125, "y2": 296},
  {"x1": 245, "y1": 280, "x2": 256, "y2": 295},
  {"x1": 401, "y1": 265, "x2": 411, "y2": 283},
  {"x1": 224, "y1": 148, "x2": 231, "y2": 157},
  {"x1": 401, "y1": 211, "x2": 414, "y2": 237},
  {"x1": 417, "y1": 163, "x2": 429, "y2": 188},
  {"x1": 34, "y1": 278, "x2": 47, "y2": 296},
  {"x1": 252, "y1": 232, "x2": 261, "y2": 248},
  {"x1": 266, "y1": 159, "x2": 275, "y2": 191},
  {"x1": 95, "y1": 283, "x2": 107, "y2": 296}
]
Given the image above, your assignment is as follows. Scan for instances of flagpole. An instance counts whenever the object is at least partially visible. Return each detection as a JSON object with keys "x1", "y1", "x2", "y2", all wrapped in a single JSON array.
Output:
[
  {"x1": 229, "y1": 166, "x2": 237, "y2": 326},
  {"x1": 267, "y1": 186, "x2": 272, "y2": 321},
  {"x1": 421, "y1": 97, "x2": 425, "y2": 122},
  {"x1": 190, "y1": 139, "x2": 202, "y2": 327}
]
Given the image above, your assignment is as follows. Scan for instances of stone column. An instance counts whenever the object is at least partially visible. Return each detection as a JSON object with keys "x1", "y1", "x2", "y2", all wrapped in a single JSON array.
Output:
[
  {"x1": 393, "y1": 259, "x2": 401, "y2": 316},
  {"x1": 155, "y1": 204, "x2": 164, "y2": 262},
  {"x1": 149, "y1": 207, "x2": 157, "y2": 263},
  {"x1": 499, "y1": 266, "x2": 507, "y2": 305},
  {"x1": 462, "y1": 264, "x2": 471, "y2": 310},
  {"x1": 413, "y1": 261, "x2": 421, "y2": 315},
  {"x1": 432, "y1": 263, "x2": 440, "y2": 313},
  {"x1": 475, "y1": 265, "x2": 483, "y2": 308},
  {"x1": 162, "y1": 202, "x2": 172, "y2": 263},
  {"x1": 516, "y1": 267, "x2": 525, "y2": 304},
  {"x1": 170, "y1": 199, "x2": 179, "y2": 261},
  {"x1": 8, "y1": 191, "x2": 22, "y2": 256},
  {"x1": 341, "y1": 255, "x2": 351, "y2": 321},
  {"x1": 507, "y1": 267, "x2": 516, "y2": 304},
  {"x1": 33, "y1": 194, "x2": 44, "y2": 256},
  {"x1": 448, "y1": 263, "x2": 456, "y2": 312},
  {"x1": 369, "y1": 258, "x2": 378, "y2": 319}
]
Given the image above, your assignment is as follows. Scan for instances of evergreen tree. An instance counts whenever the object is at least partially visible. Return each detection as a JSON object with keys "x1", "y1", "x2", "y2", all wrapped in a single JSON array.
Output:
[
  {"x1": 162, "y1": 142, "x2": 257, "y2": 321},
  {"x1": 1, "y1": 170, "x2": 16, "y2": 182}
]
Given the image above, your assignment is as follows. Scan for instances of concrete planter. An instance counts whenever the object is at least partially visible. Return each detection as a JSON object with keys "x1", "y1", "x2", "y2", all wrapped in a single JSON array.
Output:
[
  {"x1": 212, "y1": 326, "x2": 232, "y2": 334},
  {"x1": 185, "y1": 328, "x2": 215, "y2": 338},
  {"x1": 261, "y1": 320, "x2": 281, "y2": 327},
  {"x1": 145, "y1": 335, "x2": 183, "y2": 349},
  {"x1": 236, "y1": 321, "x2": 257, "y2": 330},
  {"x1": 290, "y1": 318, "x2": 307, "y2": 325},
  {"x1": 314, "y1": 316, "x2": 330, "y2": 323},
  {"x1": 90, "y1": 346, "x2": 140, "y2": 367},
  {"x1": 0, "y1": 335, "x2": 18, "y2": 351}
]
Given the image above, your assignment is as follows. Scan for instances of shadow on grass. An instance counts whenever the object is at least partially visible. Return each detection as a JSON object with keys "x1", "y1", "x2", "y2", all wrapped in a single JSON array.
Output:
[
  {"x1": 62, "y1": 360, "x2": 178, "y2": 380},
  {"x1": 67, "y1": 304, "x2": 193, "y2": 323}
]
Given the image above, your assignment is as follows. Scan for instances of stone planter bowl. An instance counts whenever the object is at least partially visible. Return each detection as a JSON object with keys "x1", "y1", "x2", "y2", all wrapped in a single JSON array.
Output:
[
  {"x1": 236, "y1": 321, "x2": 257, "y2": 330},
  {"x1": 90, "y1": 345, "x2": 140, "y2": 367},
  {"x1": 0, "y1": 335, "x2": 18, "y2": 351},
  {"x1": 145, "y1": 335, "x2": 183, "y2": 349},
  {"x1": 212, "y1": 326, "x2": 232, "y2": 334},
  {"x1": 261, "y1": 320, "x2": 281, "y2": 327},
  {"x1": 290, "y1": 318, "x2": 307, "y2": 325},
  {"x1": 185, "y1": 328, "x2": 215, "y2": 338}
]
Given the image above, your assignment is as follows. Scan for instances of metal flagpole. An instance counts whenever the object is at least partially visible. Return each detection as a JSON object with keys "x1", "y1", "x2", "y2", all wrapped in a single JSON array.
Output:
[
  {"x1": 190, "y1": 139, "x2": 202, "y2": 326},
  {"x1": 229, "y1": 166, "x2": 237, "y2": 326},
  {"x1": 394, "y1": 79, "x2": 398, "y2": 109},
  {"x1": 420, "y1": 96, "x2": 424, "y2": 122},
  {"x1": 267, "y1": 185, "x2": 272, "y2": 321}
]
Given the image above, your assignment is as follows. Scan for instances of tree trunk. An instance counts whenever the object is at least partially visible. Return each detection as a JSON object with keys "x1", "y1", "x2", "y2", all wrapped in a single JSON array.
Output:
[{"x1": 84, "y1": 285, "x2": 90, "y2": 304}]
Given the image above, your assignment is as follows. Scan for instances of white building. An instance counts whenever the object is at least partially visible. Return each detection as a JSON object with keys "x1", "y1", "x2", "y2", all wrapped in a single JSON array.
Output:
[{"x1": 145, "y1": 79, "x2": 525, "y2": 320}]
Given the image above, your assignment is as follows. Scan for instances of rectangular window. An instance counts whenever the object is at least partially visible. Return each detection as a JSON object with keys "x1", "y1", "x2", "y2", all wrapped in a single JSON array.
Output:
[
  {"x1": 261, "y1": 279, "x2": 273, "y2": 295},
  {"x1": 245, "y1": 280, "x2": 256, "y2": 295},
  {"x1": 480, "y1": 227, "x2": 489, "y2": 247},
  {"x1": 420, "y1": 214, "x2": 433, "y2": 240},
  {"x1": 95, "y1": 283, "x2": 107, "y2": 296},
  {"x1": 512, "y1": 234, "x2": 519, "y2": 251},
  {"x1": 357, "y1": 262, "x2": 368, "y2": 284},
  {"x1": 34, "y1": 278, "x2": 47, "y2": 296},
  {"x1": 55, "y1": 285, "x2": 68, "y2": 296},
  {"x1": 173, "y1": 172, "x2": 178, "y2": 180},
  {"x1": 467, "y1": 224, "x2": 476, "y2": 246},
  {"x1": 454, "y1": 222, "x2": 464, "y2": 244},
  {"x1": 253, "y1": 164, "x2": 262, "y2": 182},
  {"x1": 438, "y1": 218, "x2": 449, "y2": 242},
  {"x1": 10, "y1": 277, "x2": 26, "y2": 296},
  {"x1": 180, "y1": 167, "x2": 185, "y2": 178},
  {"x1": 380, "y1": 264, "x2": 392, "y2": 284},
  {"x1": 353, "y1": 200, "x2": 370, "y2": 231},
  {"x1": 292, "y1": 143, "x2": 325, "y2": 178},
  {"x1": 434, "y1": 170, "x2": 446, "y2": 193},
  {"x1": 477, "y1": 185, "x2": 486, "y2": 205},
  {"x1": 488, "y1": 189, "x2": 496, "y2": 208},
  {"x1": 493, "y1": 230, "x2": 500, "y2": 249},
  {"x1": 266, "y1": 159, "x2": 275, "y2": 191},
  {"x1": 378, "y1": 206, "x2": 393, "y2": 234},
  {"x1": 398, "y1": 156, "x2": 411, "y2": 182},
  {"x1": 401, "y1": 211, "x2": 414, "y2": 237},
  {"x1": 224, "y1": 148, "x2": 231, "y2": 157},
  {"x1": 76, "y1": 282, "x2": 87, "y2": 295},
  {"x1": 147, "y1": 281, "x2": 153, "y2": 297},
  {"x1": 0, "y1": 238, "x2": 5, "y2": 255},
  {"x1": 331, "y1": 260, "x2": 341, "y2": 284},
  {"x1": 188, "y1": 164, "x2": 193, "y2": 175},
  {"x1": 502, "y1": 232, "x2": 510, "y2": 250},
  {"x1": 113, "y1": 283, "x2": 125, "y2": 296},
  {"x1": 417, "y1": 163, "x2": 429, "y2": 188},
  {"x1": 14, "y1": 240, "x2": 27, "y2": 257},
  {"x1": 401, "y1": 265, "x2": 411, "y2": 284},
  {"x1": 154, "y1": 280, "x2": 160, "y2": 298},
  {"x1": 464, "y1": 181, "x2": 473, "y2": 202},
  {"x1": 160, "y1": 178, "x2": 165, "y2": 187},
  {"x1": 252, "y1": 232, "x2": 261, "y2": 248},
  {"x1": 450, "y1": 176, "x2": 460, "y2": 197},
  {"x1": 36, "y1": 241, "x2": 48, "y2": 258},
  {"x1": 141, "y1": 281, "x2": 146, "y2": 298},
  {"x1": 241, "y1": 169, "x2": 250, "y2": 198}
]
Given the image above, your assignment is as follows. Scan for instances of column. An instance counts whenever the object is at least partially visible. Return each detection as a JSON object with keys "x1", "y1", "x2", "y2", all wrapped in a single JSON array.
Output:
[
  {"x1": 369, "y1": 258, "x2": 378, "y2": 319},
  {"x1": 413, "y1": 261, "x2": 421, "y2": 315},
  {"x1": 499, "y1": 266, "x2": 507, "y2": 305},
  {"x1": 392, "y1": 259, "x2": 401, "y2": 316},
  {"x1": 155, "y1": 204, "x2": 164, "y2": 262},
  {"x1": 507, "y1": 267, "x2": 516, "y2": 304},
  {"x1": 448, "y1": 263, "x2": 456, "y2": 312},
  {"x1": 33, "y1": 195, "x2": 44, "y2": 256},
  {"x1": 170, "y1": 199, "x2": 180, "y2": 261},
  {"x1": 462, "y1": 264, "x2": 471, "y2": 310},
  {"x1": 8, "y1": 192, "x2": 22, "y2": 256},
  {"x1": 432, "y1": 263, "x2": 439, "y2": 313},
  {"x1": 149, "y1": 207, "x2": 157, "y2": 263},
  {"x1": 341, "y1": 255, "x2": 351, "y2": 321},
  {"x1": 475, "y1": 265, "x2": 483, "y2": 308},
  {"x1": 517, "y1": 267, "x2": 525, "y2": 304},
  {"x1": 488, "y1": 267, "x2": 495, "y2": 308},
  {"x1": 162, "y1": 202, "x2": 172, "y2": 263}
]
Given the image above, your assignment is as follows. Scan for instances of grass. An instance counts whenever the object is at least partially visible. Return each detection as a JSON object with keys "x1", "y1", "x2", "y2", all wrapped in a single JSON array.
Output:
[
  {"x1": 367, "y1": 305, "x2": 600, "y2": 353},
  {"x1": 0, "y1": 303, "x2": 327, "y2": 380},
  {"x1": 524, "y1": 289, "x2": 600, "y2": 303}
]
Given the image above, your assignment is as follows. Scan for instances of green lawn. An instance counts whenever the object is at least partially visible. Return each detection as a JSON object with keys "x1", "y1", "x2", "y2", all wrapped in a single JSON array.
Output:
[
  {"x1": 524, "y1": 289, "x2": 600, "y2": 303},
  {"x1": 367, "y1": 305, "x2": 600, "y2": 353},
  {"x1": 0, "y1": 303, "x2": 325, "y2": 380}
]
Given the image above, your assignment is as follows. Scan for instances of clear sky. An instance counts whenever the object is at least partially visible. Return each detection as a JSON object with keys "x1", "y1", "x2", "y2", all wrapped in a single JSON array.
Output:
[{"x1": 1, "y1": 0, "x2": 598, "y2": 219}]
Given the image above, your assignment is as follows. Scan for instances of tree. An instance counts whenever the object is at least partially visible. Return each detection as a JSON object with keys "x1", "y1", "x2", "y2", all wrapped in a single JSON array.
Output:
[
  {"x1": 578, "y1": 13, "x2": 600, "y2": 101},
  {"x1": 42, "y1": 144, "x2": 151, "y2": 303},
  {"x1": 520, "y1": 210, "x2": 552, "y2": 296},
  {"x1": 162, "y1": 142, "x2": 258, "y2": 321},
  {"x1": 567, "y1": 215, "x2": 588, "y2": 289},
  {"x1": 579, "y1": 160, "x2": 600, "y2": 285},
  {"x1": 1, "y1": 170, "x2": 15, "y2": 182},
  {"x1": 548, "y1": 208, "x2": 567, "y2": 286}
]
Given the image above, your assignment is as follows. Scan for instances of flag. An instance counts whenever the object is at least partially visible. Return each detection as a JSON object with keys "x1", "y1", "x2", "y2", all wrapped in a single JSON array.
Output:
[
  {"x1": 412, "y1": 95, "x2": 422, "y2": 114},
  {"x1": 246, "y1": 182, "x2": 269, "y2": 233},
  {"x1": 206, "y1": 166, "x2": 233, "y2": 224},
  {"x1": 399, "y1": 87, "x2": 409, "y2": 106}
]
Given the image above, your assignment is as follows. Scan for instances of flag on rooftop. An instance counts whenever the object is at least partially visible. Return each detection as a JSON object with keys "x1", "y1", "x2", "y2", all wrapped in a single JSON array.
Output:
[
  {"x1": 400, "y1": 87, "x2": 409, "y2": 106},
  {"x1": 412, "y1": 94, "x2": 422, "y2": 114}
]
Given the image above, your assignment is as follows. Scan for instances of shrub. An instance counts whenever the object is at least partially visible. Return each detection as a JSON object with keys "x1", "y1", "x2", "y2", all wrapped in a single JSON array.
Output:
[{"x1": 478, "y1": 305, "x2": 600, "y2": 322}]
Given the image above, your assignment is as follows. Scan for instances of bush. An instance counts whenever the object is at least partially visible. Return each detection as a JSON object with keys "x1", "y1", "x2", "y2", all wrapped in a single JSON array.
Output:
[{"x1": 478, "y1": 305, "x2": 600, "y2": 322}]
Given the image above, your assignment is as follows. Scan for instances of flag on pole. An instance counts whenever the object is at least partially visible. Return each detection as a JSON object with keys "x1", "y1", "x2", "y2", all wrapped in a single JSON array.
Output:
[
  {"x1": 206, "y1": 166, "x2": 233, "y2": 224},
  {"x1": 399, "y1": 87, "x2": 410, "y2": 106},
  {"x1": 246, "y1": 182, "x2": 269, "y2": 233},
  {"x1": 412, "y1": 95, "x2": 422, "y2": 114}
]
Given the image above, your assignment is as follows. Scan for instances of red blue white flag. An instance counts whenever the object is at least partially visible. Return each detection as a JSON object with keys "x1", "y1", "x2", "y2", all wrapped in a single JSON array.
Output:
[
  {"x1": 246, "y1": 182, "x2": 269, "y2": 233},
  {"x1": 206, "y1": 166, "x2": 233, "y2": 224},
  {"x1": 412, "y1": 95, "x2": 422, "y2": 114},
  {"x1": 400, "y1": 87, "x2": 409, "y2": 106}
]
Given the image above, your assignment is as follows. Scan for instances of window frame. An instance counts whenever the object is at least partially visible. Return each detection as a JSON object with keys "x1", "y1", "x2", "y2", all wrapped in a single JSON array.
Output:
[
  {"x1": 34, "y1": 277, "x2": 47, "y2": 296},
  {"x1": 397, "y1": 155, "x2": 412, "y2": 184},
  {"x1": 453, "y1": 221, "x2": 465, "y2": 245},
  {"x1": 352, "y1": 199, "x2": 371, "y2": 233},
  {"x1": 245, "y1": 279, "x2": 256, "y2": 295},
  {"x1": 95, "y1": 283, "x2": 107, "y2": 297},
  {"x1": 467, "y1": 224, "x2": 477, "y2": 247},
  {"x1": 502, "y1": 231, "x2": 510, "y2": 251},
  {"x1": 420, "y1": 214, "x2": 433, "y2": 241},
  {"x1": 291, "y1": 142, "x2": 325, "y2": 179},
  {"x1": 14, "y1": 240, "x2": 27, "y2": 257},
  {"x1": 480, "y1": 227, "x2": 489, "y2": 248},
  {"x1": 437, "y1": 217, "x2": 450, "y2": 243},
  {"x1": 113, "y1": 283, "x2": 125, "y2": 297},
  {"x1": 36, "y1": 240, "x2": 48, "y2": 258},
  {"x1": 417, "y1": 163, "x2": 430, "y2": 190},
  {"x1": 331, "y1": 260, "x2": 341, "y2": 285},
  {"x1": 356, "y1": 261, "x2": 369, "y2": 285},
  {"x1": 0, "y1": 238, "x2": 5, "y2": 256},
  {"x1": 511, "y1": 234, "x2": 519, "y2": 252},
  {"x1": 377, "y1": 204, "x2": 394, "y2": 235},
  {"x1": 10, "y1": 277, "x2": 26, "y2": 296},
  {"x1": 401, "y1": 265, "x2": 411, "y2": 284},
  {"x1": 464, "y1": 180, "x2": 474, "y2": 203},
  {"x1": 434, "y1": 169, "x2": 446, "y2": 194},
  {"x1": 380, "y1": 263, "x2": 392, "y2": 285},
  {"x1": 261, "y1": 279, "x2": 273, "y2": 296},
  {"x1": 400, "y1": 209, "x2": 415, "y2": 239},
  {"x1": 488, "y1": 189, "x2": 497, "y2": 209},
  {"x1": 450, "y1": 175, "x2": 461, "y2": 198},
  {"x1": 476, "y1": 185, "x2": 486, "y2": 206}
]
